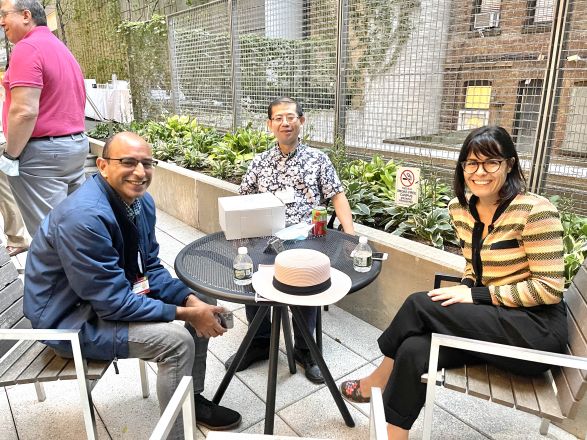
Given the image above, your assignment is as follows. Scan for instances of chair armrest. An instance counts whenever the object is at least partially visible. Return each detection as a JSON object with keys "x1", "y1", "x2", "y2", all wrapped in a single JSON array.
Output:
[
  {"x1": 428, "y1": 333, "x2": 587, "y2": 370},
  {"x1": 422, "y1": 333, "x2": 587, "y2": 440},
  {"x1": 0, "y1": 328, "x2": 81, "y2": 342},
  {"x1": 433, "y1": 274, "x2": 462, "y2": 289},
  {"x1": 150, "y1": 376, "x2": 196, "y2": 440}
]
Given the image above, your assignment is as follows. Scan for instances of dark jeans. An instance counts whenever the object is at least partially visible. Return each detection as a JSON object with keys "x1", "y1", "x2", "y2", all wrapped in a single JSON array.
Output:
[
  {"x1": 245, "y1": 304, "x2": 318, "y2": 350},
  {"x1": 377, "y1": 291, "x2": 568, "y2": 430}
]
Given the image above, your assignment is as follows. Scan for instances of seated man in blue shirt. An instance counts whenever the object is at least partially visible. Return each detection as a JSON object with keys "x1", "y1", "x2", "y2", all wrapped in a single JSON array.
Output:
[
  {"x1": 226, "y1": 96, "x2": 354, "y2": 383},
  {"x1": 23, "y1": 132, "x2": 241, "y2": 438}
]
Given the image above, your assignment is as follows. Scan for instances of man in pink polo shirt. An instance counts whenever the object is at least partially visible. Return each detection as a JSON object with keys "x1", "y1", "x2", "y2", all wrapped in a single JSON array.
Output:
[{"x1": 0, "y1": 0, "x2": 88, "y2": 235}]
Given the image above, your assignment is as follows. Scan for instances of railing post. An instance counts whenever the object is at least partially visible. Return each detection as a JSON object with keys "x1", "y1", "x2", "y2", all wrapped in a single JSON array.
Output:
[
  {"x1": 528, "y1": 0, "x2": 570, "y2": 194},
  {"x1": 333, "y1": 0, "x2": 349, "y2": 145},
  {"x1": 229, "y1": 0, "x2": 241, "y2": 130},
  {"x1": 166, "y1": 14, "x2": 179, "y2": 115}
]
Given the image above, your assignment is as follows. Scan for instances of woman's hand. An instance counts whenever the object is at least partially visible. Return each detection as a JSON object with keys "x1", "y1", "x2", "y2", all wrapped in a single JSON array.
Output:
[{"x1": 427, "y1": 285, "x2": 473, "y2": 306}]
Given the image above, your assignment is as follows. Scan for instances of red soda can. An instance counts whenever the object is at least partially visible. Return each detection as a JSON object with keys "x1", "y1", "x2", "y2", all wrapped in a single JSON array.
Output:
[{"x1": 311, "y1": 206, "x2": 327, "y2": 236}]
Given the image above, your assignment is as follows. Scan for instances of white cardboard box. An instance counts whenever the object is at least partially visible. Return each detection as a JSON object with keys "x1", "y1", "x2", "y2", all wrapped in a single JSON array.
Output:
[{"x1": 218, "y1": 193, "x2": 286, "y2": 240}]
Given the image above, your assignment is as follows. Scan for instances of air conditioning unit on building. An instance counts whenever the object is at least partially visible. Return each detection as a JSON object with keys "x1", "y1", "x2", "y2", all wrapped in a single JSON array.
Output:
[
  {"x1": 458, "y1": 109, "x2": 490, "y2": 131},
  {"x1": 474, "y1": 11, "x2": 500, "y2": 29}
]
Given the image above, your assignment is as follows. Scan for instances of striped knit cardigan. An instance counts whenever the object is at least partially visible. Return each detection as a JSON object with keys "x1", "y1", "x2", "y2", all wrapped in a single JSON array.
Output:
[{"x1": 448, "y1": 192, "x2": 565, "y2": 307}]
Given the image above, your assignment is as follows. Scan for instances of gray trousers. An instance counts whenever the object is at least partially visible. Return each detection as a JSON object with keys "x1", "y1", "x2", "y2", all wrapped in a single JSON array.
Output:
[
  {"x1": 128, "y1": 293, "x2": 215, "y2": 440},
  {"x1": 8, "y1": 133, "x2": 88, "y2": 235},
  {"x1": 0, "y1": 171, "x2": 30, "y2": 248}
]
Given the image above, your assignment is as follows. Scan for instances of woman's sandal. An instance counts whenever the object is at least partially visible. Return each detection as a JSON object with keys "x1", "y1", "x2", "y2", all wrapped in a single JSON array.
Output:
[{"x1": 340, "y1": 379, "x2": 371, "y2": 403}]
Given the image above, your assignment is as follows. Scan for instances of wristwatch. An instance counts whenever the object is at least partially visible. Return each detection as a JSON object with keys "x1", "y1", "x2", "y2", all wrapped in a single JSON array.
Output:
[{"x1": 3, "y1": 151, "x2": 18, "y2": 160}]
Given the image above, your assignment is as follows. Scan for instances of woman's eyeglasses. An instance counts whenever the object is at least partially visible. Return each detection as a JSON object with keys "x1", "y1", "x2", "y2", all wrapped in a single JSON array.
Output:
[{"x1": 461, "y1": 159, "x2": 508, "y2": 174}]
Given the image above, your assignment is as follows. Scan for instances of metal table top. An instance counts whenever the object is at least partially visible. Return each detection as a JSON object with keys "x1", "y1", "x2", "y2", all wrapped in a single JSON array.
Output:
[{"x1": 174, "y1": 230, "x2": 382, "y2": 305}]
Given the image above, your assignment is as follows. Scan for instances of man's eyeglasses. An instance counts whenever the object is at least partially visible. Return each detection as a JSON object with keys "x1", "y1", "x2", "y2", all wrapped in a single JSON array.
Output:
[
  {"x1": 270, "y1": 114, "x2": 299, "y2": 124},
  {"x1": 0, "y1": 9, "x2": 23, "y2": 18},
  {"x1": 461, "y1": 159, "x2": 508, "y2": 174},
  {"x1": 103, "y1": 157, "x2": 158, "y2": 169}
]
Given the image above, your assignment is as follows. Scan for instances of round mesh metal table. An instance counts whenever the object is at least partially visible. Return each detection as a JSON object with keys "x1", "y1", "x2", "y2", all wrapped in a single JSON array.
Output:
[
  {"x1": 174, "y1": 229, "x2": 382, "y2": 434},
  {"x1": 174, "y1": 230, "x2": 382, "y2": 305}
]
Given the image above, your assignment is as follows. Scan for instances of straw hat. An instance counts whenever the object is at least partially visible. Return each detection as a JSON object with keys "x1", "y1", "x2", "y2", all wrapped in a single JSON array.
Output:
[{"x1": 252, "y1": 248, "x2": 351, "y2": 306}]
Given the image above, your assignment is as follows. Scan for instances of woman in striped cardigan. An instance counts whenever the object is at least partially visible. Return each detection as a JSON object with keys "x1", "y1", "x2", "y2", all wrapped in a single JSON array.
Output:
[{"x1": 340, "y1": 126, "x2": 568, "y2": 439}]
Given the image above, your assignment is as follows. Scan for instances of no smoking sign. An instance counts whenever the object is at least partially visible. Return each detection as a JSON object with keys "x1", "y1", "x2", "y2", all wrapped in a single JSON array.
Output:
[{"x1": 395, "y1": 166, "x2": 421, "y2": 207}]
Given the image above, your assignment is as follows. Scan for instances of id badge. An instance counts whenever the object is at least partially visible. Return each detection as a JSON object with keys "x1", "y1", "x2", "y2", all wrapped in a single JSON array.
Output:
[
  {"x1": 275, "y1": 187, "x2": 295, "y2": 204},
  {"x1": 132, "y1": 276, "x2": 150, "y2": 295}
]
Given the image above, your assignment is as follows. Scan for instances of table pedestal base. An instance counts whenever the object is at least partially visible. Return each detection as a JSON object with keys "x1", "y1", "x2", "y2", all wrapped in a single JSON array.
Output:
[{"x1": 213, "y1": 305, "x2": 355, "y2": 434}]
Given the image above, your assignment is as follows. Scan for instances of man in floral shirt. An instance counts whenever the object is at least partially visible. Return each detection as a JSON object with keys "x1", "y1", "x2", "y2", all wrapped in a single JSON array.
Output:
[{"x1": 226, "y1": 96, "x2": 354, "y2": 383}]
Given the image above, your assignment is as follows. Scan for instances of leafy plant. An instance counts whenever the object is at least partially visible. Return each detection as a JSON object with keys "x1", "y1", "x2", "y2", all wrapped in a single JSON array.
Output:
[
  {"x1": 208, "y1": 158, "x2": 235, "y2": 180},
  {"x1": 550, "y1": 196, "x2": 587, "y2": 286},
  {"x1": 178, "y1": 149, "x2": 208, "y2": 169}
]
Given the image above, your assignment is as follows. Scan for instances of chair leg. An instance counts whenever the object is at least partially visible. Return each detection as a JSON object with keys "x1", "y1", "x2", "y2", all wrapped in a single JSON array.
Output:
[
  {"x1": 71, "y1": 338, "x2": 98, "y2": 440},
  {"x1": 139, "y1": 359, "x2": 150, "y2": 398},
  {"x1": 539, "y1": 418, "x2": 550, "y2": 435},
  {"x1": 34, "y1": 381, "x2": 46, "y2": 402}
]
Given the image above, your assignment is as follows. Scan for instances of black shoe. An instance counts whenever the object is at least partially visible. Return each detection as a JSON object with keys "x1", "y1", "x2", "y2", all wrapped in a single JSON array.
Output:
[
  {"x1": 194, "y1": 394, "x2": 242, "y2": 430},
  {"x1": 294, "y1": 348, "x2": 324, "y2": 384},
  {"x1": 225, "y1": 340, "x2": 270, "y2": 372}
]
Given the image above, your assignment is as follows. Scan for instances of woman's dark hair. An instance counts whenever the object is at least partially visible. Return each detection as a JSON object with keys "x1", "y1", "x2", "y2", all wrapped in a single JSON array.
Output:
[{"x1": 454, "y1": 125, "x2": 526, "y2": 206}]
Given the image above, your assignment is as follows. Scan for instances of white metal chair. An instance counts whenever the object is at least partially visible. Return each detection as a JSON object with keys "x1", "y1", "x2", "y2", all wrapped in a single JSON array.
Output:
[
  {"x1": 150, "y1": 376, "x2": 197, "y2": 440},
  {"x1": 370, "y1": 387, "x2": 388, "y2": 439},
  {"x1": 422, "y1": 333, "x2": 587, "y2": 439}
]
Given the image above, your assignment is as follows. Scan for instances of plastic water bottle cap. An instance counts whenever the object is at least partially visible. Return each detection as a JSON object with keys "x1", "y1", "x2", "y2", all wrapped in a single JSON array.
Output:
[
  {"x1": 359, "y1": 236, "x2": 368, "y2": 244},
  {"x1": 238, "y1": 247, "x2": 248, "y2": 254}
]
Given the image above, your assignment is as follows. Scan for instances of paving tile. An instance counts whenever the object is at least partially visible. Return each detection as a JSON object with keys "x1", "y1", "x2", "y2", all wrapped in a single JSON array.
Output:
[
  {"x1": 239, "y1": 414, "x2": 298, "y2": 437},
  {"x1": 6, "y1": 381, "x2": 110, "y2": 439},
  {"x1": 156, "y1": 210, "x2": 189, "y2": 231},
  {"x1": 200, "y1": 352, "x2": 267, "y2": 434},
  {"x1": 165, "y1": 224, "x2": 206, "y2": 245},
  {"x1": 321, "y1": 304, "x2": 383, "y2": 361},
  {"x1": 0, "y1": 387, "x2": 17, "y2": 440},
  {"x1": 92, "y1": 358, "x2": 161, "y2": 438},
  {"x1": 409, "y1": 403, "x2": 488, "y2": 440},
  {"x1": 155, "y1": 229, "x2": 186, "y2": 267},
  {"x1": 277, "y1": 383, "x2": 370, "y2": 440},
  {"x1": 434, "y1": 387, "x2": 577, "y2": 440}
]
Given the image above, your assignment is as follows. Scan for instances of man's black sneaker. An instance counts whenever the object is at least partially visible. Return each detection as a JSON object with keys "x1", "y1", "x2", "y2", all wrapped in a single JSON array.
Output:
[
  {"x1": 225, "y1": 340, "x2": 270, "y2": 372},
  {"x1": 294, "y1": 347, "x2": 324, "y2": 384},
  {"x1": 194, "y1": 394, "x2": 241, "y2": 430}
]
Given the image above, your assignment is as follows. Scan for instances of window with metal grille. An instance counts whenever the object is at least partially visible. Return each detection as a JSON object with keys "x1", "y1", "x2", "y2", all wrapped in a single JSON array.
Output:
[
  {"x1": 562, "y1": 85, "x2": 587, "y2": 154},
  {"x1": 531, "y1": 0, "x2": 554, "y2": 24},
  {"x1": 458, "y1": 82, "x2": 491, "y2": 130},
  {"x1": 513, "y1": 79, "x2": 543, "y2": 153},
  {"x1": 472, "y1": 0, "x2": 501, "y2": 31}
]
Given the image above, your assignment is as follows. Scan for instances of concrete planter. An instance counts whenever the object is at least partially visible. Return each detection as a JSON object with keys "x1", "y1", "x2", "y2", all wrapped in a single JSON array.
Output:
[{"x1": 90, "y1": 137, "x2": 465, "y2": 330}]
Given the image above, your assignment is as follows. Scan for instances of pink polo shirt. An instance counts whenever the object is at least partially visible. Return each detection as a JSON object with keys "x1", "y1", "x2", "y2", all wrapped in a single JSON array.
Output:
[{"x1": 2, "y1": 26, "x2": 86, "y2": 138}]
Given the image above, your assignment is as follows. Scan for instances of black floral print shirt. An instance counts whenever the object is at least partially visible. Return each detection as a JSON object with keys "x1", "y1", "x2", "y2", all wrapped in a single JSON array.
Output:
[{"x1": 239, "y1": 143, "x2": 344, "y2": 225}]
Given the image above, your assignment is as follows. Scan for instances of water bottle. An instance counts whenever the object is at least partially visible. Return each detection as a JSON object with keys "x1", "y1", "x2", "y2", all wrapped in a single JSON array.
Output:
[
  {"x1": 353, "y1": 236, "x2": 372, "y2": 272},
  {"x1": 233, "y1": 247, "x2": 253, "y2": 285}
]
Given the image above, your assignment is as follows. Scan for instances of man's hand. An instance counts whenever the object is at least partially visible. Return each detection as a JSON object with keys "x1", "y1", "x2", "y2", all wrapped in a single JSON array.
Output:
[
  {"x1": 177, "y1": 295, "x2": 227, "y2": 338},
  {"x1": 427, "y1": 285, "x2": 473, "y2": 306}
]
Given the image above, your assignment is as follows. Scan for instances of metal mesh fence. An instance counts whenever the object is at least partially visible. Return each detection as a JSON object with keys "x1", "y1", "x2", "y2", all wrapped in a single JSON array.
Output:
[
  {"x1": 164, "y1": 0, "x2": 587, "y2": 212},
  {"x1": 168, "y1": 1, "x2": 233, "y2": 129}
]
